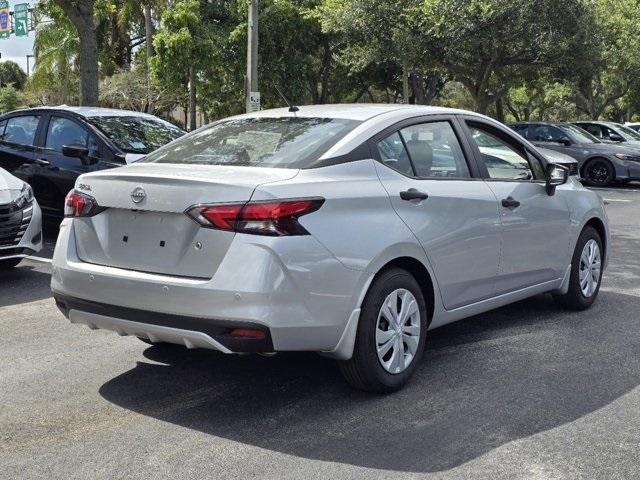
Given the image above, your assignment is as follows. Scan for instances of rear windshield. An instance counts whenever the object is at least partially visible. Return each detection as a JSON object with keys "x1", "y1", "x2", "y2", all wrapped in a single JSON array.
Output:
[
  {"x1": 89, "y1": 116, "x2": 185, "y2": 154},
  {"x1": 141, "y1": 117, "x2": 360, "y2": 168}
]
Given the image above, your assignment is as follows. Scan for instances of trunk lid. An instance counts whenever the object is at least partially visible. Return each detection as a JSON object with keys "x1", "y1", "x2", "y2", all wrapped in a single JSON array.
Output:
[{"x1": 72, "y1": 164, "x2": 298, "y2": 278}]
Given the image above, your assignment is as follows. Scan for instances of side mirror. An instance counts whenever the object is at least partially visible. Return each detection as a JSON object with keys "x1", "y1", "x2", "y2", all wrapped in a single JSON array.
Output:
[
  {"x1": 62, "y1": 144, "x2": 91, "y2": 164},
  {"x1": 545, "y1": 163, "x2": 569, "y2": 196},
  {"x1": 608, "y1": 133, "x2": 624, "y2": 142},
  {"x1": 558, "y1": 138, "x2": 571, "y2": 146}
]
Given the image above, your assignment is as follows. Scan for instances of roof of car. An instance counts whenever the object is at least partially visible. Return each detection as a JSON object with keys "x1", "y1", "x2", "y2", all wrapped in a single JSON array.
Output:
[
  {"x1": 233, "y1": 103, "x2": 476, "y2": 122},
  {"x1": 573, "y1": 120, "x2": 620, "y2": 127},
  {"x1": 7, "y1": 105, "x2": 161, "y2": 119},
  {"x1": 510, "y1": 121, "x2": 572, "y2": 126}
]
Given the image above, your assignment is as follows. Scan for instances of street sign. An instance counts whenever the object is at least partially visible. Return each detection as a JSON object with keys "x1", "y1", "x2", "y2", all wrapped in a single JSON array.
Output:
[
  {"x1": 14, "y1": 3, "x2": 29, "y2": 37},
  {"x1": 248, "y1": 91, "x2": 261, "y2": 112},
  {"x1": 0, "y1": 1, "x2": 10, "y2": 39}
]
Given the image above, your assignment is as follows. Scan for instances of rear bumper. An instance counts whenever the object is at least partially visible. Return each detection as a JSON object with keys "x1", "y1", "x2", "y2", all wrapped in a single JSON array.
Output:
[
  {"x1": 54, "y1": 293, "x2": 273, "y2": 352},
  {"x1": 51, "y1": 219, "x2": 366, "y2": 352}
]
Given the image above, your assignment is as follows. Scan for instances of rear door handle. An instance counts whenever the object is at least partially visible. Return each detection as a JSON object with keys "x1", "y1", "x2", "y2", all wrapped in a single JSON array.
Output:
[
  {"x1": 400, "y1": 189, "x2": 429, "y2": 201},
  {"x1": 35, "y1": 158, "x2": 50, "y2": 166},
  {"x1": 501, "y1": 196, "x2": 520, "y2": 209}
]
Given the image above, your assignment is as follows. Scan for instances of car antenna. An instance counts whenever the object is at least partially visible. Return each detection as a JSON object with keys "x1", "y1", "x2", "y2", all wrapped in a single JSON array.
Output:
[{"x1": 274, "y1": 86, "x2": 299, "y2": 113}]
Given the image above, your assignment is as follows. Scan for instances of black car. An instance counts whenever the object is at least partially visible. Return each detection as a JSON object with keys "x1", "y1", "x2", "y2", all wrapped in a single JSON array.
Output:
[
  {"x1": 0, "y1": 106, "x2": 185, "y2": 221},
  {"x1": 509, "y1": 121, "x2": 640, "y2": 187}
]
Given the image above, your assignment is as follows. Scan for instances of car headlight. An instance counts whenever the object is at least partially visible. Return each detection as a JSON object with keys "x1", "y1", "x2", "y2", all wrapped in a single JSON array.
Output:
[
  {"x1": 614, "y1": 153, "x2": 640, "y2": 161},
  {"x1": 14, "y1": 183, "x2": 34, "y2": 209}
]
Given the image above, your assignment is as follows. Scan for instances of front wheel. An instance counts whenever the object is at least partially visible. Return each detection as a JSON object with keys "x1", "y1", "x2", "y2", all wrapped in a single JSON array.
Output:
[
  {"x1": 553, "y1": 226, "x2": 603, "y2": 310},
  {"x1": 582, "y1": 158, "x2": 614, "y2": 187},
  {"x1": 339, "y1": 268, "x2": 428, "y2": 393}
]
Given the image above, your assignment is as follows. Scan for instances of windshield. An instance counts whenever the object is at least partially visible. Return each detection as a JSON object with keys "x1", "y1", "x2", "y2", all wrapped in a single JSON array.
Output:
[
  {"x1": 89, "y1": 116, "x2": 185, "y2": 154},
  {"x1": 559, "y1": 124, "x2": 600, "y2": 144},
  {"x1": 615, "y1": 123, "x2": 640, "y2": 140},
  {"x1": 142, "y1": 117, "x2": 360, "y2": 168}
]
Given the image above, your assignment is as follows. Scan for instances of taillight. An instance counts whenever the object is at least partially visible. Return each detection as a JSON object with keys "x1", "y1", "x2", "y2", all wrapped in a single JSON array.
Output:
[
  {"x1": 186, "y1": 198, "x2": 324, "y2": 236},
  {"x1": 64, "y1": 190, "x2": 104, "y2": 218}
]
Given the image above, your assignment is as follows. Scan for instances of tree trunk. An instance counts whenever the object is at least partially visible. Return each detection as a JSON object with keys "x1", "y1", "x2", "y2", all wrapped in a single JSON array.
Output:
[
  {"x1": 77, "y1": 23, "x2": 99, "y2": 106},
  {"x1": 495, "y1": 97, "x2": 505, "y2": 122},
  {"x1": 402, "y1": 63, "x2": 409, "y2": 104},
  {"x1": 55, "y1": 0, "x2": 99, "y2": 106},
  {"x1": 144, "y1": 5, "x2": 154, "y2": 113},
  {"x1": 188, "y1": 65, "x2": 197, "y2": 131}
]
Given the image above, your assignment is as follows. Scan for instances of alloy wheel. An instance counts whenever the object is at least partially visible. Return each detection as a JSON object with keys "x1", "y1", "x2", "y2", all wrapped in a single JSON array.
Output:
[
  {"x1": 375, "y1": 288, "x2": 421, "y2": 374},
  {"x1": 579, "y1": 239, "x2": 601, "y2": 297}
]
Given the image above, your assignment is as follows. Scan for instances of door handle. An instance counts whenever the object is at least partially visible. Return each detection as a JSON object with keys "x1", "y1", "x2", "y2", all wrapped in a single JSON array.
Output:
[
  {"x1": 501, "y1": 196, "x2": 520, "y2": 209},
  {"x1": 400, "y1": 188, "x2": 429, "y2": 201},
  {"x1": 35, "y1": 158, "x2": 50, "y2": 166}
]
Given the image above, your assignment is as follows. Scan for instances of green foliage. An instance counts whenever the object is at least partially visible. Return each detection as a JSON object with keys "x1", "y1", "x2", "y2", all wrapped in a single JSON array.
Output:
[
  {"x1": 0, "y1": 62, "x2": 28, "y2": 90},
  {"x1": 0, "y1": 86, "x2": 23, "y2": 113}
]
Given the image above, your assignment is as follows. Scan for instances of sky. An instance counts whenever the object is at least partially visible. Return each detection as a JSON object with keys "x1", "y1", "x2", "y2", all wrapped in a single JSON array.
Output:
[{"x1": 1, "y1": 0, "x2": 36, "y2": 73}]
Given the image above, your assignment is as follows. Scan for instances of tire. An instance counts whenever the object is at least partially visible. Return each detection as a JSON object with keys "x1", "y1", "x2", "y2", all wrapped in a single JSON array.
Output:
[
  {"x1": 0, "y1": 258, "x2": 22, "y2": 269},
  {"x1": 553, "y1": 226, "x2": 603, "y2": 311},
  {"x1": 582, "y1": 158, "x2": 614, "y2": 187},
  {"x1": 339, "y1": 268, "x2": 428, "y2": 393}
]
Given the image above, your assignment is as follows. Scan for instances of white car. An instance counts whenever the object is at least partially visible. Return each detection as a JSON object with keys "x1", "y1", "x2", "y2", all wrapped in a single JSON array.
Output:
[
  {"x1": 52, "y1": 105, "x2": 609, "y2": 392},
  {"x1": 0, "y1": 168, "x2": 42, "y2": 269}
]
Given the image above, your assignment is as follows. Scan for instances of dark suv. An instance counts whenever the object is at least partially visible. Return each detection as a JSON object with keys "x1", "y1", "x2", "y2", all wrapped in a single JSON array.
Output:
[
  {"x1": 0, "y1": 106, "x2": 184, "y2": 221},
  {"x1": 510, "y1": 121, "x2": 640, "y2": 187}
]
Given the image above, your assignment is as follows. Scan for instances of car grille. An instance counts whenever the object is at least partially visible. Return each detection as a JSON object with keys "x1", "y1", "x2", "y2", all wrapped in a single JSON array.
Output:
[{"x1": 0, "y1": 202, "x2": 33, "y2": 247}]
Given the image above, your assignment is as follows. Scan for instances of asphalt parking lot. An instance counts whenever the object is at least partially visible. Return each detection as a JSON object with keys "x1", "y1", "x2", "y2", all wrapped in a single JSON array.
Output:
[{"x1": 2, "y1": 185, "x2": 640, "y2": 479}]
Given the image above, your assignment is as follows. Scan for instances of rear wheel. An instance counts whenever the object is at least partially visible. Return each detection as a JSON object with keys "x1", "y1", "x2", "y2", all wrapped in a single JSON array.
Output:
[
  {"x1": 583, "y1": 158, "x2": 614, "y2": 187},
  {"x1": 339, "y1": 268, "x2": 428, "y2": 393},
  {"x1": 0, "y1": 258, "x2": 22, "y2": 269},
  {"x1": 553, "y1": 226, "x2": 603, "y2": 310}
]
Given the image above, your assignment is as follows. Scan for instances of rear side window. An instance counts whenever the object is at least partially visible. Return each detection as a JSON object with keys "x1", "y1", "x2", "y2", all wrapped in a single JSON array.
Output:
[
  {"x1": 143, "y1": 117, "x2": 360, "y2": 168},
  {"x1": 511, "y1": 124, "x2": 529, "y2": 138},
  {"x1": 531, "y1": 125, "x2": 570, "y2": 143},
  {"x1": 376, "y1": 121, "x2": 470, "y2": 178},
  {"x1": 3, "y1": 115, "x2": 39, "y2": 146}
]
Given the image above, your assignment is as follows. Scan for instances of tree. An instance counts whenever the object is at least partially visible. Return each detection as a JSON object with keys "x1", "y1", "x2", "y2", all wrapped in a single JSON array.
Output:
[
  {"x1": 421, "y1": 0, "x2": 589, "y2": 114},
  {"x1": 0, "y1": 85, "x2": 22, "y2": 112},
  {"x1": 0, "y1": 61, "x2": 27, "y2": 90},
  {"x1": 52, "y1": 0, "x2": 99, "y2": 105}
]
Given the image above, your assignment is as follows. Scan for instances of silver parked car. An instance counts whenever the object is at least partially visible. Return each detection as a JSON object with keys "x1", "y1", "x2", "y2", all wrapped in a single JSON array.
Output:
[
  {"x1": 0, "y1": 167, "x2": 42, "y2": 268},
  {"x1": 51, "y1": 105, "x2": 609, "y2": 392}
]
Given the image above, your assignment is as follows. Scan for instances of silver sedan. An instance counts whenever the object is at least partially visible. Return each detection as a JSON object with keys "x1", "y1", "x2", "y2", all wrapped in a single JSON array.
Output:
[{"x1": 51, "y1": 105, "x2": 609, "y2": 392}]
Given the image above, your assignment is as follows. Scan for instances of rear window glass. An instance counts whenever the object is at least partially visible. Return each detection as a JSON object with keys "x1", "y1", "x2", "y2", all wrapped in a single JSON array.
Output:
[{"x1": 142, "y1": 117, "x2": 360, "y2": 168}]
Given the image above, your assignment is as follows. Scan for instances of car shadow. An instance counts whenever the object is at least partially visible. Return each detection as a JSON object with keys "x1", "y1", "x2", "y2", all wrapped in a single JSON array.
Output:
[
  {"x1": 99, "y1": 289, "x2": 640, "y2": 473},
  {"x1": 0, "y1": 264, "x2": 53, "y2": 307}
]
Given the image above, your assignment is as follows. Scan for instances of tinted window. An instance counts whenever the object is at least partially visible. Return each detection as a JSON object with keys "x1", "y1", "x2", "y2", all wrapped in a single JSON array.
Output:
[
  {"x1": 46, "y1": 117, "x2": 88, "y2": 151},
  {"x1": 580, "y1": 124, "x2": 603, "y2": 138},
  {"x1": 3, "y1": 116, "x2": 39, "y2": 146},
  {"x1": 469, "y1": 126, "x2": 540, "y2": 180},
  {"x1": 0, "y1": 120, "x2": 6, "y2": 138},
  {"x1": 89, "y1": 116, "x2": 185, "y2": 154},
  {"x1": 617, "y1": 124, "x2": 640, "y2": 140},
  {"x1": 398, "y1": 122, "x2": 470, "y2": 178},
  {"x1": 143, "y1": 117, "x2": 359, "y2": 168},
  {"x1": 377, "y1": 132, "x2": 413, "y2": 176},
  {"x1": 531, "y1": 125, "x2": 570, "y2": 143},
  {"x1": 511, "y1": 124, "x2": 529, "y2": 137}
]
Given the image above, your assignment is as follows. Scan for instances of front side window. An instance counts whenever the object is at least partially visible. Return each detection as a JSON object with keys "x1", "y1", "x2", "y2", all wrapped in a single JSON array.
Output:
[
  {"x1": 398, "y1": 122, "x2": 470, "y2": 178},
  {"x1": 580, "y1": 124, "x2": 603, "y2": 139},
  {"x1": 3, "y1": 115, "x2": 39, "y2": 146},
  {"x1": 46, "y1": 117, "x2": 89, "y2": 152},
  {"x1": 143, "y1": 117, "x2": 359, "y2": 168},
  {"x1": 468, "y1": 125, "x2": 542, "y2": 181}
]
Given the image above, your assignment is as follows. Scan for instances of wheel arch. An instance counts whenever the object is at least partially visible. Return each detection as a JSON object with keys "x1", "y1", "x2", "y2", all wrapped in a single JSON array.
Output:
[
  {"x1": 580, "y1": 156, "x2": 615, "y2": 179},
  {"x1": 584, "y1": 216, "x2": 608, "y2": 264},
  {"x1": 374, "y1": 256, "x2": 435, "y2": 327}
]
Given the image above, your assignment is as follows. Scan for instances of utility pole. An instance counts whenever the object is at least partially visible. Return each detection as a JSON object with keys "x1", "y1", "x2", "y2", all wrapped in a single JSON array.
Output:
[{"x1": 245, "y1": 0, "x2": 259, "y2": 113}]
